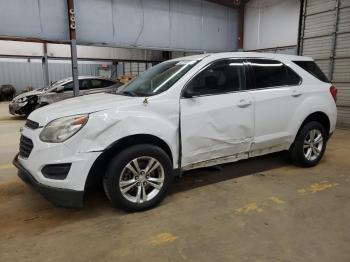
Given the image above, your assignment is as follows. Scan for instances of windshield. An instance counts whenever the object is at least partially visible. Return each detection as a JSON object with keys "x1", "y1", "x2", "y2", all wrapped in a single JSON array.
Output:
[
  {"x1": 42, "y1": 78, "x2": 71, "y2": 91},
  {"x1": 116, "y1": 60, "x2": 198, "y2": 97}
]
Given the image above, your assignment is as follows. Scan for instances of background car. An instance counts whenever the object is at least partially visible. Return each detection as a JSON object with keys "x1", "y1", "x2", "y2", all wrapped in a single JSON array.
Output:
[{"x1": 9, "y1": 76, "x2": 122, "y2": 117}]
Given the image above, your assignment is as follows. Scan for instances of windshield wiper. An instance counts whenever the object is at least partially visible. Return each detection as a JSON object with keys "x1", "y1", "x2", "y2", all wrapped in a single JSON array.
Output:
[{"x1": 117, "y1": 90, "x2": 137, "y2": 97}]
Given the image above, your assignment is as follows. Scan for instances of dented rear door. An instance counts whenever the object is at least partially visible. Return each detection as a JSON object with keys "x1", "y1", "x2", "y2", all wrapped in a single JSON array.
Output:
[{"x1": 180, "y1": 59, "x2": 254, "y2": 167}]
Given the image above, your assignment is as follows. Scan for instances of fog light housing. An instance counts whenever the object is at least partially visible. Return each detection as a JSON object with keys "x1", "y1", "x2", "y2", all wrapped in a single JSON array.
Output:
[{"x1": 41, "y1": 163, "x2": 72, "y2": 180}]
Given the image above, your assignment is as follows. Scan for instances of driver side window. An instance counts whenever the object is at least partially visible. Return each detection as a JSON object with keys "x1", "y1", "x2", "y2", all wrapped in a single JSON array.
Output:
[{"x1": 185, "y1": 59, "x2": 244, "y2": 97}]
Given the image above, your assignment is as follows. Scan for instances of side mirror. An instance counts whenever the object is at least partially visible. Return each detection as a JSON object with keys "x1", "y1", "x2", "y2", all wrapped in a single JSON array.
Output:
[{"x1": 55, "y1": 86, "x2": 64, "y2": 93}]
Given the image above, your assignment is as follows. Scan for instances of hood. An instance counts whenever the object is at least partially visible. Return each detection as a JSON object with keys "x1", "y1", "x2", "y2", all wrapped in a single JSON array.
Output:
[
  {"x1": 29, "y1": 92, "x2": 137, "y2": 126},
  {"x1": 14, "y1": 89, "x2": 45, "y2": 101}
]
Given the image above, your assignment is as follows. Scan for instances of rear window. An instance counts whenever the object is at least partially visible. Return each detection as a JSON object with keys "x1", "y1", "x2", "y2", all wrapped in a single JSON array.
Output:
[
  {"x1": 248, "y1": 59, "x2": 301, "y2": 89},
  {"x1": 293, "y1": 60, "x2": 330, "y2": 83}
]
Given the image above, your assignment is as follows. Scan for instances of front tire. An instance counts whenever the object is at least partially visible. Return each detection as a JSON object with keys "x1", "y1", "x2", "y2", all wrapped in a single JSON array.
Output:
[
  {"x1": 103, "y1": 144, "x2": 173, "y2": 212},
  {"x1": 289, "y1": 121, "x2": 327, "y2": 167}
]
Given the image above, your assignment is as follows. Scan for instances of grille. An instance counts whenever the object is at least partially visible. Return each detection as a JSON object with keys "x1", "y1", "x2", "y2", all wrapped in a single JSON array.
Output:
[
  {"x1": 25, "y1": 119, "x2": 39, "y2": 129},
  {"x1": 19, "y1": 135, "x2": 34, "y2": 158}
]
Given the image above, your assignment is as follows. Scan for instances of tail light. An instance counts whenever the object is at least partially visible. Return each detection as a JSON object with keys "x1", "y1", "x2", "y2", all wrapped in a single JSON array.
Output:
[{"x1": 330, "y1": 85, "x2": 337, "y2": 102}]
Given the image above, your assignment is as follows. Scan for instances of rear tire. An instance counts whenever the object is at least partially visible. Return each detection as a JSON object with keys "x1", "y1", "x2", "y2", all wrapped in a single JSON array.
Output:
[
  {"x1": 103, "y1": 144, "x2": 173, "y2": 212},
  {"x1": 289, "y1": 121, "x2": 327, "y2": 167}
]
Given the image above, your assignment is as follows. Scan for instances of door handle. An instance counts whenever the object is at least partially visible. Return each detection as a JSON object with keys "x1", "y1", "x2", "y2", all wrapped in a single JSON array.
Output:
[
  {"x1": 237, "y1": 99, "x2": 252, "y2": 108},
  {"x1": 291, "y1": 90, "x2": 302, "y2": 97}
]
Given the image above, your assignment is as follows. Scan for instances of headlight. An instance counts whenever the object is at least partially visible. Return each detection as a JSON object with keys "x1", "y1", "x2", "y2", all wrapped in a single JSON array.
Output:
[
  {"x1": 17, "y1": 97, "x2": 28, "y2": 103},
  {"x1": 40, "y1": 114, "x2": 89, "y2": 143}
]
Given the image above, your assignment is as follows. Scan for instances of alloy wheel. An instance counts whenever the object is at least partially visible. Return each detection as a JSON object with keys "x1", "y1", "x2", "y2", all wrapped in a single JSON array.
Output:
[
  {"x1": 303, "y1": 129, "x2": 324, "y2": 161},
  {"x1": 119, "y1": 156, "x2": 165, "y2": 203}
]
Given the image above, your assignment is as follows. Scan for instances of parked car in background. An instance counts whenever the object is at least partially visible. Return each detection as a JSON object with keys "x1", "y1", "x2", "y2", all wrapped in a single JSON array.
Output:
[
  {"x1": 9, "y1": 76, "x2": 120, "y2": 116},
  {"x1": 13, "y1": 52, "x2": 337, "y2": 211}
]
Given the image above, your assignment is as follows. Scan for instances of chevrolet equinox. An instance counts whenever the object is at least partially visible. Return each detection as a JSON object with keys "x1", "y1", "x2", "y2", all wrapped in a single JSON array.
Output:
[{"x1": 13, "y1": 53, "x2": 337, "y2": 211}]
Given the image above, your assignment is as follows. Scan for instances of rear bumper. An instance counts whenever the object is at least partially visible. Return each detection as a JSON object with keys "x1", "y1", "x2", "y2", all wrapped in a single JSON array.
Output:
[{"x1": 13, "y1": 154, "x2": 84, "y2": 208}]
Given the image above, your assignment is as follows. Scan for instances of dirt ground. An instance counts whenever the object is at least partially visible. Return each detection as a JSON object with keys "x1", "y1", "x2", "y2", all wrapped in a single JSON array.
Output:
[{"x1": 1, "y1": 101, "x2": 350, "y2": 262}]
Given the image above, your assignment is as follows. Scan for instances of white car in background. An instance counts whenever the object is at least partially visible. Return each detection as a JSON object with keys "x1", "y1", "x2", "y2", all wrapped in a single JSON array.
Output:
[
  {"x1": 13, "y1": 52, "x2": 337, "y2": 211},
  {"x1": 9, "y1": 76, "x2": 119, "y2": 116}
]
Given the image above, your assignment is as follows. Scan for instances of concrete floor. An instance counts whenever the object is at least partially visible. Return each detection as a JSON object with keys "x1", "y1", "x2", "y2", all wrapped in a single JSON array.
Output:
[{"x1": 0, "y1": 101, "x2": 350, "y2": 261}]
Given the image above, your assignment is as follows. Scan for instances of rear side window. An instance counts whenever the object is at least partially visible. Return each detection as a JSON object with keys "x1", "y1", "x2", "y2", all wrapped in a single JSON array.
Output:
[
  {"x1": 90, "y1": 79, "x2": 104, "y2": 89},
  {"x1": 293, "y1": 60, "x2": 330, "y2": 83},
  {"x1": 102, "y1": 80, "x2": 116, "y2": 87},
  {"x1": 63, "y1": 82, "x2": 74, "y2": 91},
  {"x1": 247, "y1": 59, "x2": 301, "y2": 89},
  {"x1": 79, "y1": 79, "x2": 91, "y2": 90}
]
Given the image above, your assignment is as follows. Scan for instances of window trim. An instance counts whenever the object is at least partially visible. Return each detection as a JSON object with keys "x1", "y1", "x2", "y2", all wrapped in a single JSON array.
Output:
[
  {"x1": 245, "y1": 58, "x2": 303, "y2": 91},
  {"x1": 180, "y1": 58, "x2": 247, "y2": 99}
]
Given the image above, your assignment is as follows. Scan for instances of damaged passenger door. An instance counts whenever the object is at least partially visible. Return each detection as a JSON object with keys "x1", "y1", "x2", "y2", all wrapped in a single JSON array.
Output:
[{"x1": 180, "y1": 59, "x2": 254, "y2": 168}]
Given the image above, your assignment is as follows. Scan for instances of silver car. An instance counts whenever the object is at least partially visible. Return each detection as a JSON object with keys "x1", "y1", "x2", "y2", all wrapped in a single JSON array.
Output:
[{"x1": 9, "y1": 76, "x2": 120, "y2": 116}]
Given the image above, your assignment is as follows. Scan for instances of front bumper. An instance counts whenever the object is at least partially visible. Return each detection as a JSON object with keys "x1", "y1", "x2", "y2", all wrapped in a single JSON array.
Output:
[
  {"x1": 9, "y1": 102, "x2": 19, "y2": 115},
  {"x1": 13, "y1": 154, "x2": 84, "y2": 208},
  {"x1": 9, "y1": 101, "x2": 28, "y2": 115}
]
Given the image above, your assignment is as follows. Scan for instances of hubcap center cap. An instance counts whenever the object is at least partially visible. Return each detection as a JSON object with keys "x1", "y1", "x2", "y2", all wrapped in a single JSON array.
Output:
[{"x1": 138, "y1": 170, "x2": 146, "y2": 182}]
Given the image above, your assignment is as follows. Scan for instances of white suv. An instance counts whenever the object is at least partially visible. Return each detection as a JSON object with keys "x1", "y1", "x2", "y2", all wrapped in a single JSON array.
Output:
[{"x1": 13, "y1": 52, "x2": 337, "y2": 211}]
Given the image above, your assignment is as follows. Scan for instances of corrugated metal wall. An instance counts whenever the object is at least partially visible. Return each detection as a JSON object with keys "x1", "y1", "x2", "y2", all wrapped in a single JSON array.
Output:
[
  {"x1": 0, "y1": 59, "x2": 108, "y2": 91},
  {"x1": 122, "y1": 62, "x2": 149, "y2": 76},
  {"x1": 0, "y1": 58, "x2": 158, "y2": 92},
  {"x1": 48, "y1": 61, "x2": 103, "y2": 83},
  {"x1": 0, "y1": 0, "x2": 238, "y2": 52},
  {"x1": 244, "y1": 0, "x2": 300, "y2": 51},
  {"x1": 299, "y1": 0, "x2": 350, "y2": 128},
  {"x1": 0, "y1": 59, "x2": 44, "y2": 91}
]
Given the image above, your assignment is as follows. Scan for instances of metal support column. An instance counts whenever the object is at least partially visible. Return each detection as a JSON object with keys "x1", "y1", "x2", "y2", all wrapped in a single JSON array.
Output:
[
  {"x1": 42, "y1": 43, "x2": 50, "y2": 87},
  {"x1": 298, "y1": 0, "x2": 307, "y2": 55},
  {"x1": 329, "y1": 0, "x2": 340, "y2": 81},
  {"x1": 297, "y1": 0, "x2": 305, "y2": 55},
  {"x1": 238, "y1": 7, "x2": 244, "y2": 50},
  {"x1": 67, "y1": 0, "x2": 79, "y2": 96}
]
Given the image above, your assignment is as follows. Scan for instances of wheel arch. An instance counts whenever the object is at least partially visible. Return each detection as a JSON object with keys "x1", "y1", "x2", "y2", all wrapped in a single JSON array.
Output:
[
  {"x1": 85, "y1": 134, "x2": 174, "y2": 189},
  {"x1": 296, "y1": 111, "x2": 331, "y2": 140}
]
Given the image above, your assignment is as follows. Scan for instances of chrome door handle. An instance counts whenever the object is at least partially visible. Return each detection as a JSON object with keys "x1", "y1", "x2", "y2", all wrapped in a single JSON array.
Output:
[{"x1": 237, "y1": 99, "x2": 252, "y2": 108}]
